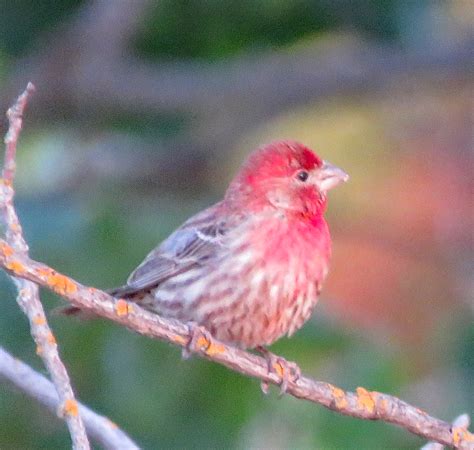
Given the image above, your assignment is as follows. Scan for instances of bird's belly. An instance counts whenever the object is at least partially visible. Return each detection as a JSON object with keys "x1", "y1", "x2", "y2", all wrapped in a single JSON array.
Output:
[
  {"x1": 173, "y1": 264, "x2": 321, "y2": 349},
  {"x1": 206, "y1": 284, "x2": 318, "y2": 348}
]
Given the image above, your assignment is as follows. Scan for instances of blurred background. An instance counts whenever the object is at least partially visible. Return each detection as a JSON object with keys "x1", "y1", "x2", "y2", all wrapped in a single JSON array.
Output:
[{"x1": 0, "y1": 0, "x2": 472, "y2": 448}]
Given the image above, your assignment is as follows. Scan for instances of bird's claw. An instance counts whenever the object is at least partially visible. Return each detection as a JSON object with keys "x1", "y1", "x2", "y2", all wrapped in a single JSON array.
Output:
[
  {"x1": 182, "y1": 322, "x2": 212, "y2": 359},
  {"x1": 257, "y1": 347, "x2": 301, "y2": 395}
]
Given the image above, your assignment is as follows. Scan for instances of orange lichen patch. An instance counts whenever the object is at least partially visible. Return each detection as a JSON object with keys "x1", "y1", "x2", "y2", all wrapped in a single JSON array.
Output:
[
  {"x1": 0, "y1": 242, "x2": 14, "y2": 257},
  {"x1": 46, "y1": 332, "x2": 57, "y2": 346},
  {"x1": 452, "y1": 428, "x2": 462, "y2": 446},
  {"x1": 195, "y1": 335, "x2": 210, "y2": 350},
  {"x1": 35, "y1": 345, "x2": 43, "y2": 356},
  {"x1": 453, "y1": 427, "x2": 474, "y2": 446},
  {"x1": 32, "y1": 314, "x2": 46, "y2": 326},
  {"x1": 10, "y1": 223, "x2": 20, "y2": 233},
  {"x1": 331, "y1": 386, "x2": 348, "y2": 409},
  {"x1": 356, "y1": 387, "x2": 376, "y2": 414},
  {"x1": 5, "y1": 259, "x2": 26, "y2": 274},
  {"x1": 46, "y1": 273, "x2": 77, "y2": 296},
  {"x1": 192, "y1": 334, "x2": 225, "y2": 356},
  {"x1": 63, "y1": 399, "x2": 79, "y2": 417},
  {"x1": 115, "y1": 299, "x2": 131, "y2": 316},
  {"x1": 172, "y1": 334, "x2": 187, "y2": 346},
  {"x1": 204, "y1": 341, "x2": 226, "y2": 356},
  {"x1": 272, "y1": 361, "x2": 284, "y2": 379}
]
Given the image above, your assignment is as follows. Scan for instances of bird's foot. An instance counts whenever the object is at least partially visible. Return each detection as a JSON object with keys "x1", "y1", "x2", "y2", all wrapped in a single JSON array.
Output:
[
  {"x1": 256, "y1": 346, "x2": 301, "y2": 395},
  {"x1": 182, "y1": 322, "x2": 212, "y2": 359}
]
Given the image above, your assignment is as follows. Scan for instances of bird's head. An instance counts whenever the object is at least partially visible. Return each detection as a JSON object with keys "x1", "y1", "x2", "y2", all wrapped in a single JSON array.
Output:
[{"x1": 227, "y1": 140, "x2": 348, "y2": 219}]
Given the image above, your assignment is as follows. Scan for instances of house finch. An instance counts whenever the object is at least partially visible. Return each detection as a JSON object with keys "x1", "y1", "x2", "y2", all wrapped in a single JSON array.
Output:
[{"x1": 110, "y1": 140, "x2": 348, "y2": 354}]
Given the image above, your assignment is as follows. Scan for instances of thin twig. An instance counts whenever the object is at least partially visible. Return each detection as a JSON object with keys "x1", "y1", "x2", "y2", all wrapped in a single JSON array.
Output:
[
  {"x1": 1, "y1": 85, "x2": 90, "y2": 449},
  {"x1": 3, "y1": 82, "x2": 35, "y2": 184},
  {"x1": 0, "y1": 244, "x2": 471, "y2": 449},
  {"x1": 0, "y1": 346, "x2": 140, "y2": 450}
]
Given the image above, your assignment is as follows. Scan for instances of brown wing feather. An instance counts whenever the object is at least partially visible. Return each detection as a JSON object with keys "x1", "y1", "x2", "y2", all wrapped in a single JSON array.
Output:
[{"x1": 109, "y1": 203, "x2": 229, "y2": 298}]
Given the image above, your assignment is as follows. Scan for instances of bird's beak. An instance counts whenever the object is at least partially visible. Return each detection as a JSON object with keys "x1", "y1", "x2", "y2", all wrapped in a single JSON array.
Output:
[{"x1": 315, "y1": 161, "x2": 349, "y2": 192}]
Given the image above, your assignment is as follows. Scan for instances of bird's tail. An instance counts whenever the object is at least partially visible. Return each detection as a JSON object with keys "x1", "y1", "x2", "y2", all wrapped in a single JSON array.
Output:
[{"x1": 55, "y1": 285, "x2": 132, "y2": 318}]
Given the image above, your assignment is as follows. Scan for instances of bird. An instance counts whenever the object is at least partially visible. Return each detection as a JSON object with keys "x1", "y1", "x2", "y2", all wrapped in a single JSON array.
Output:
[
  {"x1": 110, "y1": 140, "x2": 347, "y2": 347},
  {"x1": 66, "y1": 140, "x2": 348, "y2": 390}
]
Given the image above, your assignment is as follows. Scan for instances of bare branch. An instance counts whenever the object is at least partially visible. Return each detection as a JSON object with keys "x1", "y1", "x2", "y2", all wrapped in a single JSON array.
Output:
[
  {"x1": 1, "y1": 85, "x2": 90, "y2": 449},
  {"x1": 3, "y1": 82, "x2": 35, "y2": 184},
  {"x1": 0, "y1": 243, "x2": 472, "y2": 449},
  {"x1": 0, "y1": 346, "x2": 140, "y2": 450}
]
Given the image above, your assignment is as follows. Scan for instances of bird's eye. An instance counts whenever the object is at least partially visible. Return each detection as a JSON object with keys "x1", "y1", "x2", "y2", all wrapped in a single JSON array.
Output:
[{"x1": 297, "y1": 170, "x2": 309, "y2": 182}]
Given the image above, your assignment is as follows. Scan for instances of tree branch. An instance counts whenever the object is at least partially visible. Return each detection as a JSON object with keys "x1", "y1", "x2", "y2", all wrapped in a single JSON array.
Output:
[
  {"x1": 1, "y1": 84, "x2": 90, "y2": 449},
  {"x1": 0, "y1": 346, "x2": 139, "y2": 450},
  {"x1": 0, "y1": 241, "x2": 471, "y2": 448}
]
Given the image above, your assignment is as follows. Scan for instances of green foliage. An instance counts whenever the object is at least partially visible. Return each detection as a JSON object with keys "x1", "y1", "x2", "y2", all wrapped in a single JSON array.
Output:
[
  {"x1": 135, "y1": 0, "x2": 404, "y2": 60},
  {"x1": 0, "y1": 0, "x2": 84, "y2": 56}
]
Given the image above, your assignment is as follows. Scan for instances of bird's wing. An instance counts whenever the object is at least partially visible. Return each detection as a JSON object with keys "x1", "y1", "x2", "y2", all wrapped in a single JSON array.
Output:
[{"x1": 114, "y1": 204, "x2": 230, "y2": 296}]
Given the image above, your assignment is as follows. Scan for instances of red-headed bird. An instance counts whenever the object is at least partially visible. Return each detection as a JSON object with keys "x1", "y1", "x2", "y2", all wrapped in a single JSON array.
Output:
[{"x1": 109, "y1": 140, "x2": 348, "y2": 356}]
